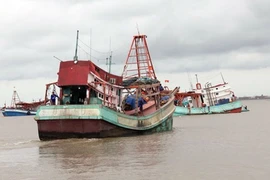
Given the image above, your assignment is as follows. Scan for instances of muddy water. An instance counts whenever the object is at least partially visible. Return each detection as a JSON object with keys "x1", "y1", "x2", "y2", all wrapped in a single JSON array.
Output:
[{"x1": 0, "y1": 100, "x2": 269, "y2": 180}]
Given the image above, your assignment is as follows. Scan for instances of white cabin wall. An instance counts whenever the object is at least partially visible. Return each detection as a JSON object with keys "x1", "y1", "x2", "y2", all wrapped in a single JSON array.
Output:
[
  {"x1": 87, "y1": 74, "x2": 120, "y2": 108},
  {"x1": 195, "y1": 83, "x2": 234, "y2": 106}
]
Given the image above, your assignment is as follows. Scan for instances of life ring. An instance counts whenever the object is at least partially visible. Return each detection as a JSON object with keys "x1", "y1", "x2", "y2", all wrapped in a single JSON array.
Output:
[{"x1": 196, "y1": 83, "x2": 201, "y2": 90}]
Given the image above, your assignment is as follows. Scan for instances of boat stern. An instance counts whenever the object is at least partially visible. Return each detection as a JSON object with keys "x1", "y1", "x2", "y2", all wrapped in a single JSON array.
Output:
[{"x1": 34, "y1": 104, "x2": 102, "y2": 121}]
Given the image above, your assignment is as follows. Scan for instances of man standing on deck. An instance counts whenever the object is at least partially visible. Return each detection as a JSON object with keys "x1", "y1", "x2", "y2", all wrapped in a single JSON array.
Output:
[{"x1": 50, "y1": 91, "x2": 59, "y2": 105}]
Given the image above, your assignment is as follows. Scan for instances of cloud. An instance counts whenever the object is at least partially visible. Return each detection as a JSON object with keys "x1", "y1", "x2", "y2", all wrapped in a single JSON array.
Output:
[
  {"x1": 0, "y1": 0, "x2": 269, "y2": 103},
  {"x1": 143, "y1": 0, "x2": 270, "y2": 72}
]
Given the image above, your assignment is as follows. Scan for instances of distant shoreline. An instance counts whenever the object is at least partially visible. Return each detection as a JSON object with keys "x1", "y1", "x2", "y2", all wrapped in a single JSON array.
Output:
[{"x1": 238, "y1": 96, "x2": 270, "y2": 100}]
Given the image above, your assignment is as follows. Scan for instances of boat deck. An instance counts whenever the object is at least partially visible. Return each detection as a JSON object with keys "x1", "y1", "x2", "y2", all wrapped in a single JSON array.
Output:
[{"x1": 124, "y1": 100, "x2": 156, "y2": 116}]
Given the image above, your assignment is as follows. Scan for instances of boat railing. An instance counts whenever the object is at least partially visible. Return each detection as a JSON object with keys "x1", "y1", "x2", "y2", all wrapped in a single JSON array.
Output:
[{"x1": 90, "y1": 72, "x2": 123, "y2": 88}]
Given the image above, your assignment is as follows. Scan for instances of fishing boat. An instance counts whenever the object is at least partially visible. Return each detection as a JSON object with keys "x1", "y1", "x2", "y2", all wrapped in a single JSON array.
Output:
[
  {"x1": 2, "y1": 90, "x2": 46, "y2": 117},
  {"x1": 34, "y1": 31, "x2": 179, "y2": 140},
  {"x1": 172, "y1": 74, "x2": 248, "y2": 116}
]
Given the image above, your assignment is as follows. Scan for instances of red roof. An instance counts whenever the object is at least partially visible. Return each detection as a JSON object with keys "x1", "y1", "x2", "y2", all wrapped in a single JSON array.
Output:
[
  {"x1": 58, "y1": 61, "x2": 89, "y2": 86},
  {"x1": 57, "y1": 60, "x2": 123, "y2": 86}
]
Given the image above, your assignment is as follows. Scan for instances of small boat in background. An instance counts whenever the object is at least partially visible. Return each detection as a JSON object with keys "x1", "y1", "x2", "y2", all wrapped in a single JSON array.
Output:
[
  {"x1": 2, "y1": 108, "x2": 37, "y2": 116},
  {"x1": 2, "y1": 89, "x2": 46, "y2": 117},
  {"x1": 172, "y1": 74, "x2": 249, "y2": 116},
  {"x1": 241, "y1": 105, "x2": 249, "y2": 112}
]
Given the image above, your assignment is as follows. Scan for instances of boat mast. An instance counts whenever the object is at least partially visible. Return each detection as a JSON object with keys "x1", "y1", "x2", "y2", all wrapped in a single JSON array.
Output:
[
  {"x1": 74, "y1": 30, "x2": 79, "y2": 63},
  {"x1": 10, "y1": 88, "x2": 21, "y2": 107},
  {"x1": 187, "y1": 71, "x2": 193, "y2": 90},
  {"x1": 106, "y1": 37, "x2": 114, "y2": 74},
  {"x1": 220, "y1": 72, "x2": 225, "y2": 83},
  {"x1": 89, "y1": 28, "x2": 92, "y2": 60},
  {"x1": 106, "y1": 51, "x2": 113, "y2": 74},
  {"x1": 122, "y1": 34, "x2": 156, "y2": 80}
]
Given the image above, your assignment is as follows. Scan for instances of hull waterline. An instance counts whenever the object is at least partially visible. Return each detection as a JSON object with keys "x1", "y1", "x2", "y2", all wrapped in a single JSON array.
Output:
[
  {"x1": 35, "y1": 99, "x2": 176, "y2": 140},
  {"x1": 173, "y1": 100, "x2": 243, "y2": 116},
  {"x1": 37, "y1": 115, "x2": 173, "y2": 140}
]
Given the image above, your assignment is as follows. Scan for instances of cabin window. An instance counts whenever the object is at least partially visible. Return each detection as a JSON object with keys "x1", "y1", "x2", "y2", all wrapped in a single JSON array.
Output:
[
  {"x1": 98, "y1": 93, "x2": 104, "y2": 98},
  {"x1": 106, "y1": 97, "x2": 109, "y2": 101},
  {"x1": 110, "y1": 78, "x2": 116, "y2": 84},
  {"x1": 111, "y1": 87, "x2": 114, "y2": 91},
  {"x1": 202, "y1": 95, "x2": 205, "y2": 98},
  {"x1": 216, "y1": 88, "x2": 218, "y2": 90},
  {"x1": 216, "y1": 93, "x2": 219, "y2": 95}
]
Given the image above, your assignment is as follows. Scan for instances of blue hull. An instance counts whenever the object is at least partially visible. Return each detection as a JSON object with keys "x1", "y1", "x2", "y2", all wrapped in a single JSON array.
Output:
[{"x1": 2, "y1": 109, "x2": 36, "y2": 117}]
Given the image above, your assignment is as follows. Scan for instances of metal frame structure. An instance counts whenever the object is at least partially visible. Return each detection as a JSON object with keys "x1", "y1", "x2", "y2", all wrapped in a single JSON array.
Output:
[{"x1": 122, "y1": 35, "x2": 156, "y2": 80}]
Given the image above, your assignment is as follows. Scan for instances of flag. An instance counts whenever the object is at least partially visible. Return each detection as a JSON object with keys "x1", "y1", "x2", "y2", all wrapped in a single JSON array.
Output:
[{"x1": 165, "y1": 80, "x2": 169, "y2": 83}]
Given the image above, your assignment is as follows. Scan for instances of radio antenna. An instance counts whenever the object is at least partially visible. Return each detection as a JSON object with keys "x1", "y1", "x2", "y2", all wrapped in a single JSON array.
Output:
[
  {"x1": 136, "y1": 23, "x2": 140, "y2": 35},
  {"x1": 53, "y1": 56, "x2": 62, "y2": 62}
]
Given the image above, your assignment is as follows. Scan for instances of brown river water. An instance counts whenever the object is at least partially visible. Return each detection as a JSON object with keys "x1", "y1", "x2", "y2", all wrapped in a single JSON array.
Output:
[{"x1": 0, "y1": 100, "x2": 269, "y2": 180}]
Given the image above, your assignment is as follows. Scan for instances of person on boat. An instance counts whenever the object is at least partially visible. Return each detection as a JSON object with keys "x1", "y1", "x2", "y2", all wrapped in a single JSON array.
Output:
[
  {"x1": 231, "y1": 94, "x2": 236, "y2": 102},
  {"x1": 159, "y1": 84, "x2": 164, "y2": 91},
  {"x1": 84, "y1": 98, "x2": 88, "y2": 105},
  {"x1": 160, "y1": 95, "x2": 170, "y2": 105},
  {"x1": 50, "y1": 91, "x2": 59, "y2": 105},
  {"x1": 138, "y1": 97, "x2": 147, "y2": 112}
]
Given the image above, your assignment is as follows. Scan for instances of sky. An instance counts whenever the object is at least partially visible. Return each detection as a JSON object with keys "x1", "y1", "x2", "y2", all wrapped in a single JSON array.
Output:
[{"x1": 0, "y1": 0, "x2": 269, "y2": 106}]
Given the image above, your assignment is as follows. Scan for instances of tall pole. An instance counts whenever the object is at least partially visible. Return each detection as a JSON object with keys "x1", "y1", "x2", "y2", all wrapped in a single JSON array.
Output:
[
  {"x1": 106, "y1": 37, "x2": 114, "y2": 74},
  {"x1": 90, "y1": 28, "x2": 92, "y2": 60},
  {"x1": 108, "y1": 51, "x2": 112, "y2": 73},
  {"x1": 74, "y1": 30, "x2": 79, "y2": 62},
  {"x1": 220, "y1": 72, "x2": 225, "y2": 83},
  {"x1": 195, "y1": 74, "x2": 198, "y2": 83},
  {"x1": 109, "y1": 37, "x2": 111, "y2": 73}
]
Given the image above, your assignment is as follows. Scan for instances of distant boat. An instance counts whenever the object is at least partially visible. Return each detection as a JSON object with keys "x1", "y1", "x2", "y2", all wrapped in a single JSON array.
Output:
[
  {"x1": 241, "y1": 105, "x2": 249, "y2": 112},
  {"x1": 2, "y1": 108, "x2": 37, "y2": 116},
  {"x1": 2, "y1": 90, "x2": 46, "y2": 117},
  {"x1": 171, "y1": 74, "x2": 249, "y2": 116},
  {"x1": 34, "y1": 32, "x2": 179, "y2": 140}
]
